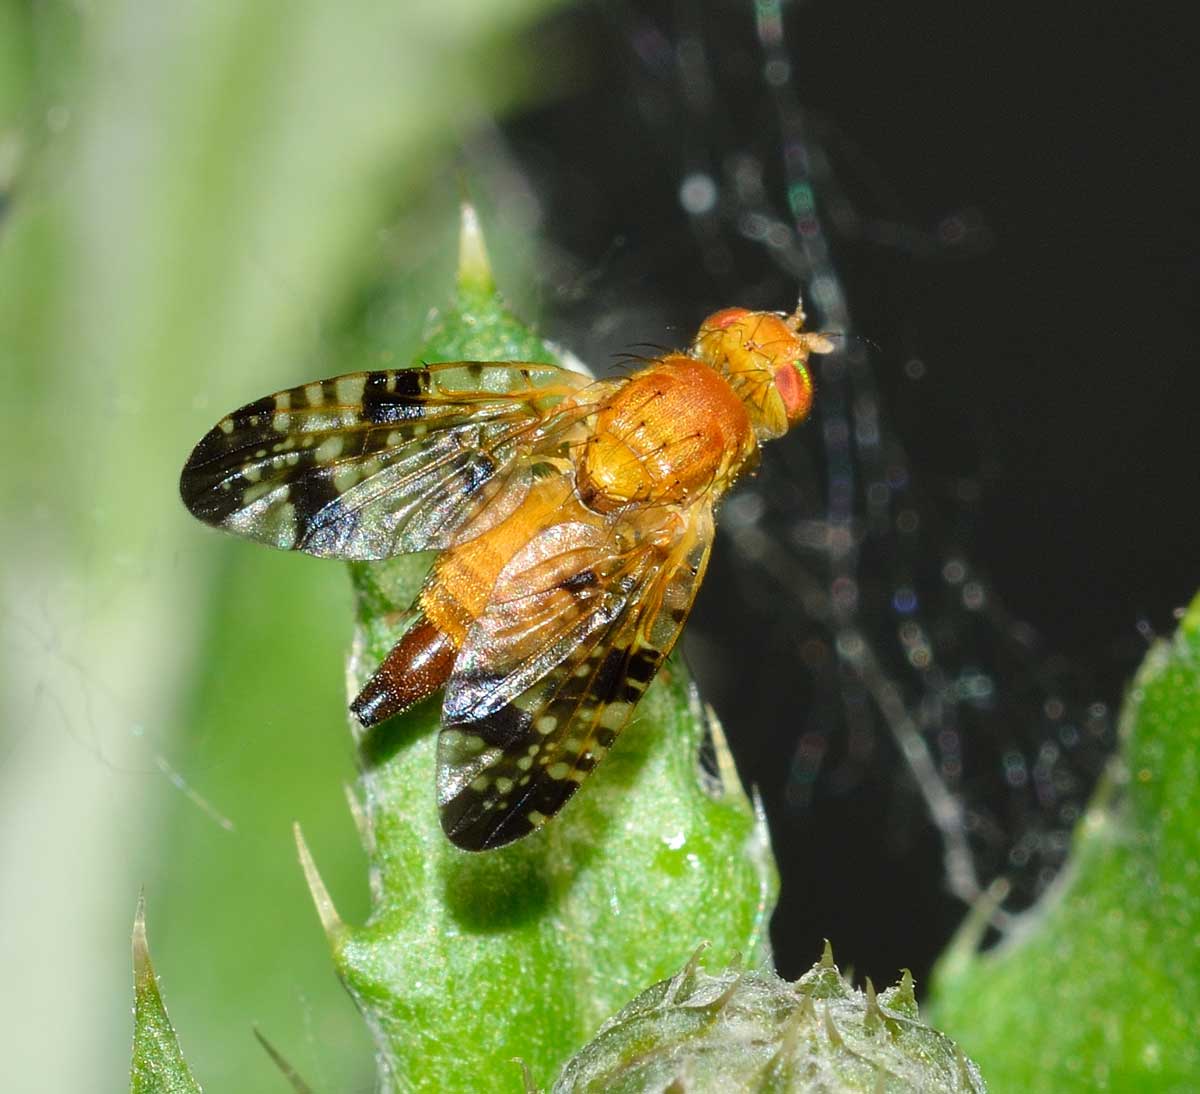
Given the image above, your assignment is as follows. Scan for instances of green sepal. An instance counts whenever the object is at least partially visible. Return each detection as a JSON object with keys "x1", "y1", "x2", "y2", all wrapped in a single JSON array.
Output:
[{"x1": 129, "y1": 895, "x2": 204, "y2": 1094}]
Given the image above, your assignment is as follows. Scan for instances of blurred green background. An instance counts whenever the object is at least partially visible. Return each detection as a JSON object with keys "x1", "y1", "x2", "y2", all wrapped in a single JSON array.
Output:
[{"x1": 0, "y1": 2, "x2": 566, "y2": 1090}]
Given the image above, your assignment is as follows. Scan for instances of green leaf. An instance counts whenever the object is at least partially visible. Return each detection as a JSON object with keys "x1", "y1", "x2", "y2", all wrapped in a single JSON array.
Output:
[
  {"x1": 553, "y1": 944, "x2": 986, "y2": 1093},
  {"x1": 929, "y1": 592, "x2": 1200, "y2": 1090},
  {"x1": 294, "y1": 207, "x2": 778, "y2": 1093},
  {"x1": 130, "y1": 895, "x2": 203, "y2": 1094}
]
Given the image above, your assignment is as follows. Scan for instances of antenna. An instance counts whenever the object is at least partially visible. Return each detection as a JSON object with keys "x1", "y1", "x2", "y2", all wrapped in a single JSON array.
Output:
[{"x1": 785, "y1": 290, "x2": 809, "y2": 332}]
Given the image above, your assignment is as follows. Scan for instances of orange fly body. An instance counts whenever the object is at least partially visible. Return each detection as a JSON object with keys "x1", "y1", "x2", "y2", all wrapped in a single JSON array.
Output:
[{"x1": 180, "y1": 305, "x2": 833, "y2": 849}]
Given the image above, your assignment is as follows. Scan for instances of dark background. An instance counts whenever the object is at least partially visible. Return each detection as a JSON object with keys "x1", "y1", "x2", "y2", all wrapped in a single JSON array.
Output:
[{"x1": 501, "y1": 0, "x2": 1200, "y2": 986}]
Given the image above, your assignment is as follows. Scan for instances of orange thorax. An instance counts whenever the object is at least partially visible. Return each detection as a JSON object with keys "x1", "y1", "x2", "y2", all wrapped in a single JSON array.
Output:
[{"x1": 576, "y1": 356, "x2": 755, "y2": 513}]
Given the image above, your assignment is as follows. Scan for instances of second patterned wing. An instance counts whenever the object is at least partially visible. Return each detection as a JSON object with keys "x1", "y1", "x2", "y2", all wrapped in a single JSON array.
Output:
[{"x1": 437, "y1": 505, "x2": 715, "y2": 850}]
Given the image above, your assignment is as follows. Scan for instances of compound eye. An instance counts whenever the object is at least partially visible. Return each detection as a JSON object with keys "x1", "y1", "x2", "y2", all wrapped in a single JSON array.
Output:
[{"x1": 773, "y1": 362, "x2": 813, "y2": 422}]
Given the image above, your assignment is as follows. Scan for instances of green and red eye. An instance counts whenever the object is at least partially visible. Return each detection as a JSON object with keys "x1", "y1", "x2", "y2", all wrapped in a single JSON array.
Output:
[{"x1": 772, "y1": 358, "x2": 814, "y2": 423}]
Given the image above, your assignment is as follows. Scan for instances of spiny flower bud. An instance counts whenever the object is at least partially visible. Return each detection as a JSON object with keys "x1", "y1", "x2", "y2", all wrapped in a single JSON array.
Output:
[{"x1": 550, "y1": 944, "x2": 986, "y2": 1093}]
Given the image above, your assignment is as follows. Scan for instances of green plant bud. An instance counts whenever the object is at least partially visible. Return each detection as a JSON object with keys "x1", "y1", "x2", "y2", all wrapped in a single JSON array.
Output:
[{"x1": 552, "y1": 945, "x2": 986, "y2": 1093}]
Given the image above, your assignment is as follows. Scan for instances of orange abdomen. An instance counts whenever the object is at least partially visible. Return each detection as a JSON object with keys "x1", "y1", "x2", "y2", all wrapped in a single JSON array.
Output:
[
  {"x1": 355, "y1": 478, "x2": 583, "y2": 726},
  {"x1": 421, "y1": 476, "x2": 582, "y2": 646},
  {"x1": 577, "y1": 356, "x2": 755, "y2": 513}
]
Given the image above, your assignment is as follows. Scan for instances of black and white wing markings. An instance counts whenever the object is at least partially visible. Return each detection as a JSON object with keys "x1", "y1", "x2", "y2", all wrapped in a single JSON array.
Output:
[
  {"x1": 179, "y1": 362, "x2": 593, "y2": 560},
  {"x1": 437, "y1": 506, "x2": 715, "y2": 850}
]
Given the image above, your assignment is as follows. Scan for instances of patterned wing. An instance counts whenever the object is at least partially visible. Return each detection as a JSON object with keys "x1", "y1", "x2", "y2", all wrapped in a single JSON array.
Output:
[
  {"x1": 180, "y1": 362, "x2": 592, "y2": 559},
  {"x1": 437, "y1": 505, "x2": 715, "y2": 850}
]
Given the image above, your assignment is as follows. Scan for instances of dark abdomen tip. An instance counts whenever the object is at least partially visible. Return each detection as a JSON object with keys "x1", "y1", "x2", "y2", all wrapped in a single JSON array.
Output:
[{"x1": 351, "y1": 618, "x2": 457, "y2": 727}]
